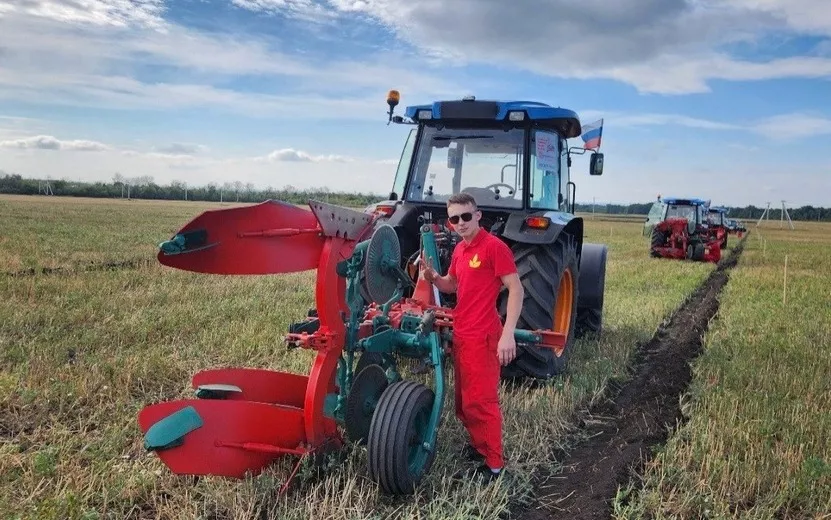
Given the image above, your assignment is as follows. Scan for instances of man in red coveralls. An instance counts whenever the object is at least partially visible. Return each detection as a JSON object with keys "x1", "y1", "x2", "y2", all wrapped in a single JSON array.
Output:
[{"x1": 423, "y1": 192, "x2": 524, "y2": 481}]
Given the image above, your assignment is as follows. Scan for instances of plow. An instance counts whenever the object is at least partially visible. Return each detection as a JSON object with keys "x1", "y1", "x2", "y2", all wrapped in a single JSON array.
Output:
[{"x1": 138, "y1": 91, "x2": 609, "y2": 495}]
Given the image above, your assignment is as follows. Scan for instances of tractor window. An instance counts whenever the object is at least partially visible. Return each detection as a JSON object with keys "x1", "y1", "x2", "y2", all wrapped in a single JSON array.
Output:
[
  {"x1": 405, "y1": 126, "x2": 525, "y2": 208},
  {"x1": 530, "y1": 129, "x2": 561, "y2": 210},
  {"x1": 390, "y1": 128, "x2": 416, "y2": 200},
  {"x1": 666, "y1": 204, "x2": 696, "y2": 222}
]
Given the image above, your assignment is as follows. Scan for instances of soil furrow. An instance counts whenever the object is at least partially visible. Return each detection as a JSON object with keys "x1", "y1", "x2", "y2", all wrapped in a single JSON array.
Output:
[{"x1": 515, "y1": 235, "x2": 747, "y2": 520}]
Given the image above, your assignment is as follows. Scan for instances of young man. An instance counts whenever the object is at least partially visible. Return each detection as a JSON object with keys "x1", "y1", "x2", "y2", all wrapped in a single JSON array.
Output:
[{"x1": 422, "y1": 192, "x2": 524, "y2": 481}]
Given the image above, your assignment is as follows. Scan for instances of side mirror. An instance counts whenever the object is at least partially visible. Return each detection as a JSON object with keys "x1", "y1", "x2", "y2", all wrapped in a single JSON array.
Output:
[{"x1": 589, "y1": 152, "x2": 604, "y2": 176}]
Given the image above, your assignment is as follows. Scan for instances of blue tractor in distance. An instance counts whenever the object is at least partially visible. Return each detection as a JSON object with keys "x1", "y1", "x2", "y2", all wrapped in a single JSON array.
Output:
[{"x1": 362, "y1": 91, "x2": 609, "y2": 381}]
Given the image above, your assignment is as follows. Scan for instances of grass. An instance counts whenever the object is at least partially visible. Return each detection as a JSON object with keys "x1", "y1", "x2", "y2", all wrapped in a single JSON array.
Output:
[
  {"x1": 1, "y1": 194, "x2": 723, "y2": 519},
  {"x1": 614, "y1": 222, "x2": 831, "y2": 519}
]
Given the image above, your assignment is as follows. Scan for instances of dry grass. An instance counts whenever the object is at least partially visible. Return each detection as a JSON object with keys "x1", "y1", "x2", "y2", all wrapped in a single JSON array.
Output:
[
  {"x1": 1, "y1": 195, "x2": 721, "y2": 519},
  {"x1": 614, "y1": 222, "x2": 831, "y2": 519}
]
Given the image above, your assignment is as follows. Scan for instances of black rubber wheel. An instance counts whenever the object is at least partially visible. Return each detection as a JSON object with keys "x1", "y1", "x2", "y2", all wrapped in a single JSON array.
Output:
[
  {"x1": 575, "y1": 243, "x2": 606, "y2": 338},
  {"x1": 721, "y1": 235, "x2": 728, "y2": 249},
  {"x1": 498, "y1": 232, "x2": 579, "y2": 380},
  {"x1": 693, "y1": 243, "x2": 705, "y2": 261},
  {"x1": 650, "y1": 228, "x2": 666, "y2": 257},
  {"x1": 367, "y1": 380, "x2": 436, "y2": 495},
  {"x1": 345, "y1": 364, "x2": 389, "y2": 445}
]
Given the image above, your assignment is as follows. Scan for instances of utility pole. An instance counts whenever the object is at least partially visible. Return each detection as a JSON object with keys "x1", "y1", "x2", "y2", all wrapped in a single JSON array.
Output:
[
  {"x1": 781, "y1": 200, "x2": 794, "y2": 230},
  {"x1": 756, "y1": 202, "x2": 771, "y2": 227}
]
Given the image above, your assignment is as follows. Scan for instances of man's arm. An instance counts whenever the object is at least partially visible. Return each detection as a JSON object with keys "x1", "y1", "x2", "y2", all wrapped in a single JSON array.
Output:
[
  {"x1": 497, "y1": 272, "x2": 523, "y2": 365},
  {"x1": 500, "y1": 273, "x2": 523, "y2": 334}
]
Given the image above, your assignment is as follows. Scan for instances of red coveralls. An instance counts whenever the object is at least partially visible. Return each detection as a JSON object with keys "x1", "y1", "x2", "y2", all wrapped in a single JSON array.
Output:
[{"x1": 448, "y1": 229, "x2": 518, "y2": 470}]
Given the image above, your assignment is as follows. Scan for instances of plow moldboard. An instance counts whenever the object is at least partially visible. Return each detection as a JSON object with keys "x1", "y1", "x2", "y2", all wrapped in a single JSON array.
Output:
[
  {"x1": 157, "y1": 200, "x2": 325, "y2": 275},
  {"x1": 138, "y1": 399, "x2": 306, "y2": 478}
]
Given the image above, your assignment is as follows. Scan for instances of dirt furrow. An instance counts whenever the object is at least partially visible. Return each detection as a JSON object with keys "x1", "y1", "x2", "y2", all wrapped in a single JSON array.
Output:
[{"x1": 515, "y1": 236, "x2": 747, "y2": 520}]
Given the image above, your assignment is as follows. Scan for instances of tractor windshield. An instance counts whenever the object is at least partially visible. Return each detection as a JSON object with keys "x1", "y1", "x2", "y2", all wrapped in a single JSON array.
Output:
[
  {"x1": 708, "y1": 211, "x2": 724, "y2": 226},
  {"x1": 666, "y1": 204, "x2": 697, "y2": 222},
  {"x1": 405, "y1": 126, "x2": 525, "y2": 208}
]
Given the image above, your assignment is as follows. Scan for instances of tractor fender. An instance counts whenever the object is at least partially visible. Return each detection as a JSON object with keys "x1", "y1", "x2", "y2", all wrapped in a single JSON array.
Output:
[{"x1": 499, "y1": 211, "x2": 584, "y2": 255}]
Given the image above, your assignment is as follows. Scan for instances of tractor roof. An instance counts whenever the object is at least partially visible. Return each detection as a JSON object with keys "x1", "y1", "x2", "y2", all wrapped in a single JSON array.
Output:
[
  {"x1": 708, "y1": 206, "x2": 728, "y2": 213},
  {"x1": 404, "y1": 98, "x2": 582, "y2": 138},
  {"x1": 661, "y1": 197, "x2": 709, "y2": 207}
]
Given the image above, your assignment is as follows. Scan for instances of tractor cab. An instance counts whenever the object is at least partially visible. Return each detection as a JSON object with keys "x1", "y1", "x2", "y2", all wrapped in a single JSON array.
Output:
[
  {"x1": 381, "y1": 91, "x2": 603, "y2": 219},
  {"x1": 707, "y1": 206, "x2": 728, "y2": 227}
]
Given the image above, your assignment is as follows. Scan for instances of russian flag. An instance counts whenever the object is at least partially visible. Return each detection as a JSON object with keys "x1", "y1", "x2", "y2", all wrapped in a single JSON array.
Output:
[{"x1": 581, "y1": 119, "x2": 603, "y2": 150}]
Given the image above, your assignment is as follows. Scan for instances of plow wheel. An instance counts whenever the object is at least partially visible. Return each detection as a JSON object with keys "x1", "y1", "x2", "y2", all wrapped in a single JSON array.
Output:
[
  {"x1": 367, "y1": 380, "x2": 436, "y2": 495},
  {"x1": 499, "y1": 232, "x2": 579, "y2": 380},
  {"x1": 346, "y1": 364, "x2": 389, "y2": 445}
]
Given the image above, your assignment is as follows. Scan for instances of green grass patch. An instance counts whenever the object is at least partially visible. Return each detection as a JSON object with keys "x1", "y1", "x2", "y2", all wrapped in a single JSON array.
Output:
[{"x1": 614, "y1": 223, "x2": 831, "y2": 519}]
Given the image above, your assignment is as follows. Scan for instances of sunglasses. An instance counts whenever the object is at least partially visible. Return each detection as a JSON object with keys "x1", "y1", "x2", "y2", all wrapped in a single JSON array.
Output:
[{"x1": 448, "y1": 212, "x2": 474, "y2": 224}]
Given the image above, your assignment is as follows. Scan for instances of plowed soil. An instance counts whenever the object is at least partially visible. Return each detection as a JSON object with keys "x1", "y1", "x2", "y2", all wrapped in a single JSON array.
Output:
[{"x1": 515, "y1": 237, "x2": 746, "y2": 520}]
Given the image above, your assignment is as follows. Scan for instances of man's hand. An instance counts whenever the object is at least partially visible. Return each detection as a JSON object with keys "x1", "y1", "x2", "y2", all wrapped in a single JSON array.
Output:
[
  {"x1": 497, "y1": 332, "x2": 516, "y2": 366},
  {"x1": 422, "y1": 253, "x2": 438, "y2": 283}
]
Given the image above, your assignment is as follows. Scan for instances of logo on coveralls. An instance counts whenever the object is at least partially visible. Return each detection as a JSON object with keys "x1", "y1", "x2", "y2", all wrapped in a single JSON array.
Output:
[{"x1": 469, "y1": 254, "x2": 481, "y2": 268}]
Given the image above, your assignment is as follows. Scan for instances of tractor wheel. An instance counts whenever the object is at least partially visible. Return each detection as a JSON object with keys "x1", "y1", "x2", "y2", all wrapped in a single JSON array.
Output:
[
  {"x1": 367, "y1": 380, "x2": 436, "y2": 495},
  {"x1": 498, "y1": 232, "x2": 579, "y2": 380},
  {"x1": 650, "y1": 228, "x2": 666, "y2": 257},
  {"x1": 575, "y1": 243, "x2": 606, "y2": 338},
  {"x1": 721, "y1": 235, "x2": 728, "y2": 249}
]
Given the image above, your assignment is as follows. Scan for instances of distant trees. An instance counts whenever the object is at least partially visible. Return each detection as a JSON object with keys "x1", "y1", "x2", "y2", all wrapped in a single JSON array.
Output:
[{"x1": 1, "y1": 172, "x2": 829, "y2": 221}]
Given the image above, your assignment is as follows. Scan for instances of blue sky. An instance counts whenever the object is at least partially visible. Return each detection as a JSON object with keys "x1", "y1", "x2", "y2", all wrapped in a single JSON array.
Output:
[{"x1": 0, "y1": 0, "x2": 830, "y2": 206}]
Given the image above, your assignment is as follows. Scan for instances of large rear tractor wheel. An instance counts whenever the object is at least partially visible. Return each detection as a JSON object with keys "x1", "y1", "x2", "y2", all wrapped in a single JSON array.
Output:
[
  {"x1": 367, "y1": 380, "x2": 436, "y2": 495},
  {"x1": 650, "y1": 227, "x2": 666, "y2": 257},
  {"x1": 498, "y1": 233, "x2": 579, "y2": 380}
]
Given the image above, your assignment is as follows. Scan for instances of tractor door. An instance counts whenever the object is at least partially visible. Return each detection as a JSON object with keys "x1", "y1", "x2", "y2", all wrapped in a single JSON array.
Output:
[{"x1": 643, "y1": 201, "x2": 665, "y2": 236}]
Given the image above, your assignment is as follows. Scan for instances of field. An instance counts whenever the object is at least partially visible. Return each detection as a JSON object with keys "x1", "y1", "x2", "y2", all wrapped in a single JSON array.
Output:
[{"x1": 0, "y1": 194, "x2": 828, "y2": 520}]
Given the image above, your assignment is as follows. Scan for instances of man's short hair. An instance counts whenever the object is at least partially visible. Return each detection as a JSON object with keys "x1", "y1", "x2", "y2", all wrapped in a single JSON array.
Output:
[{"x1": 447, "y1": 192, "x2": 477, "y2": 209}]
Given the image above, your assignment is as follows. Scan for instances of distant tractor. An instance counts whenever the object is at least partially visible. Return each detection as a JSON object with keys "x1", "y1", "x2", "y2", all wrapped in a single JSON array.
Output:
[
  {"x1": 706, "y1": 206, "x2": 730, "y2": 249},
  {"x1": 644, "y1": 197, "x2": 721, "y2": 263},
  {"x1": 725, "y1": 217, "x2": 747, "y2": 237}
]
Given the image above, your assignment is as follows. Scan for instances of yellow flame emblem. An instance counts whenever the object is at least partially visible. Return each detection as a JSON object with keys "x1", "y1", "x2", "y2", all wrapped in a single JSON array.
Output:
[{"x1": 468, "y1": 253, "x2": 481, "y2": 268}]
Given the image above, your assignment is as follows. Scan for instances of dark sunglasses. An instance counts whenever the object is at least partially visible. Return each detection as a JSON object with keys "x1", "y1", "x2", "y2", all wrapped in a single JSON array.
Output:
[{"x1": 448, "y1": 212, "x2": 474, "y2": 224}]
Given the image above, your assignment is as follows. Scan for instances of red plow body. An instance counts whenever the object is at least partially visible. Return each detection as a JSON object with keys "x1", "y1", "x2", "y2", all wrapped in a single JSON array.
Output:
[{"x1": 650, "y1": 217, "x2": 721, "y2": 263}]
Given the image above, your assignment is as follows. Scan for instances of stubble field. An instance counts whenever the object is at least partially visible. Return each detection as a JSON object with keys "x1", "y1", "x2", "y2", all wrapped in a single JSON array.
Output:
[{"x1": 0, "y1": 194, "x2": 827, "y2": 519}]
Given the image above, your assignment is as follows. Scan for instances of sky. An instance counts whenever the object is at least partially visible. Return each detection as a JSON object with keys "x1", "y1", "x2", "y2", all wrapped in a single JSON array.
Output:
[{"x1": 1, "y1": 0, "x2": 830, "y2": 207}]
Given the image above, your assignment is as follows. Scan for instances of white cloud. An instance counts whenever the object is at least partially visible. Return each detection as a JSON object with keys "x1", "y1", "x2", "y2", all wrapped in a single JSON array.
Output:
[
  {"x1": 153, "y1": 143, "x2": 209, "y2": 155},
  {"x1": 237, "y1": 0, "x2": 831, "y2": 94},
  {"x1": 0, "y1": 0, "x2": 166, "y2": 28},
  {"x1": 0, "y1": 8, "x2": 470, "y2": 118},
  {"x1": 0, "y1": 134, "x2": 110, "y2": 151},
  {"x1": 750, "y1": 113, "x2": 831, "y2": 140},
  {"x1": 265, "y1": 148, "x2": 352, "y2": 162}
]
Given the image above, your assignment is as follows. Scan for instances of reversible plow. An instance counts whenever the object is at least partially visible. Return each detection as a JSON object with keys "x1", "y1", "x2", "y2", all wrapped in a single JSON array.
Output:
[{"x1": 137, "y1": 199, "x2": 566, "y2": 494}]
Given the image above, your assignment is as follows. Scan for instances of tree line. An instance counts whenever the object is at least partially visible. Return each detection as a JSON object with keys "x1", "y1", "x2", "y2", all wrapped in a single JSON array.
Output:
[{"x1": 2, "y1": 173, "x2": 829, "y2": 222}]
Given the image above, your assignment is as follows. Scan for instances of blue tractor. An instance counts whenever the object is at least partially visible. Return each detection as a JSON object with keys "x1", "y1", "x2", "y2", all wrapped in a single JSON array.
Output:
[{"x1": 362, "y1": 91, "x2": 609, "y2": 381}]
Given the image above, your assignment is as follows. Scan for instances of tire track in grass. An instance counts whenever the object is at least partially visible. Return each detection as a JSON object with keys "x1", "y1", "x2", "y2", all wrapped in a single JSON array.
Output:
[{"x1": 514, "y1": 235, "x2": 747, "y2": 520}]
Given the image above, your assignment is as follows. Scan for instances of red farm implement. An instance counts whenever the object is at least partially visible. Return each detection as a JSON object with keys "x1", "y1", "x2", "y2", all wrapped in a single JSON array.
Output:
[
  {"x1": 645, "y1": 197, "x2": 722, "y2": 263},
  {"x1": 137, "y1": 91, "x2": 610, "y2": 495}
]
